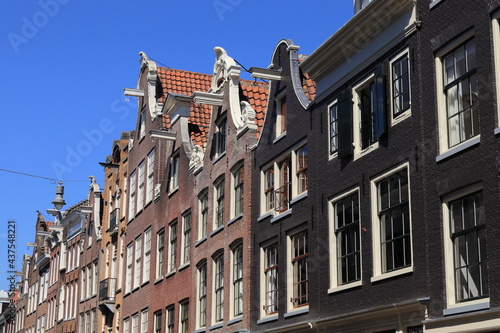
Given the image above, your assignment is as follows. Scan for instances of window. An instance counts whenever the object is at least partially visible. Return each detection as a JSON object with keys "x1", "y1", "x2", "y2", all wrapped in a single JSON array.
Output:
[
  {"x1": 144, "y1": 228, "x2": 151, "y2": 283},
  {"x1": 354, "y1": 68, "x2": 386, "y2": 152},
  {"x1": 126, "y1": 243, "x2": 133, "y2": 293},
  {"x1": 264, "y1": 168, "x2": 275, "y2": 212},
  {"x1": 444, "y1": 190, "x2": 487, "y2": 304},
  {"x1": 295, "y1": 145, "x2": 308, "y2": 194},
  {"x1": 129, "y1": 171, "x2": 137, "y2": 219},
  {"x1": 233, "y1": 166, "x2": 244, "y2": 217},
  {"x1": 440, "y1": 39, "x2": 478, "y2": 149},
  {"x1": 214, "y1": 179, "x2": 225, "y2": 229},
  {"x1": 275, "y1": 93, "x2": 287, "y2": 137},
  {"x1": 275, "y1": 158, "x2": 291, "y2": 214},
  {"x1": 199, "y1": 192, "x2": 208, "y2": 239},
  {"x1": 213, "y1": 253, "x2": 224, "y2": 322},
  {"x1": 197, "y1": 263, "x2": 207, "y2": 328},
  {"x1": 181, "y1": 213, "x2": 191, "y2": 265},
  {"x1": 141, "y1": 309, "x2": 148, "y2": 333},
  {"x1": 232, "y1": 243, "x2": 243, "y2": 317},
  {"x1": 330, "y1": 190, "x2": 361, "y2": 290},
  {"x1": 154, "y1": 311, "x2": 162, "y2": 333},
  {"x1": 371, "y1": 164, "x2": 412, "y2": 279},
  {"x1": 391, "y1": 50, "x2": 411, "y2": 119},
  {"x1": 156, "y1": 230, "x2": 165, "y2": 280},
  {"x1": 166, "y1": 306, "x2": 174, "y2": 333},
  {"x1": 139, "y1": 108, "x2": 146, "y2": 140},
  {"x1": 131, "y1": 314, "x2": 138, "y2": 333},
  {"x1": 134, "y1": 236, "x2": 142, "y2": 288},
  {"x1": 146, "y1": 149, "x2": 155, "y2": 203},
  {"x1": 136, "y1": 162, "x2": 145, "y2": 212},
  {"x1": 213, "y1": 117, "x2": 227, "y2": 158},
  {"x1": 263, "y1": 243, "x2": 278, "y2": 315},
  {"x1": 169, "y1": 155, "x2": 179, "y2": 193},
  {"x1": 168, "y1": 222, "x2": 177, "y2": 273},
  {"x1": 180, "y1": 301, "x2": 189, "y2": 333},
  {"x1": 290, "y1": 230, "x2": 308, "y2": 309},
  {"x1": 328, "y1": 101, "x2": 339, "y2": 155}
]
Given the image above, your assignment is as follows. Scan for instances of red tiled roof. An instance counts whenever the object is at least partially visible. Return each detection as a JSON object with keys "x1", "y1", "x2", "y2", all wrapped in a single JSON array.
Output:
[
  {"x1": 298, "y1": 54, "x2": 316, "y2": 102},
  {"x1": 240, "y1": 79, "x2": 269, "y2": 138},
  {"x1": 156, "y1": 67, "x2": 213, "y2": 146}
]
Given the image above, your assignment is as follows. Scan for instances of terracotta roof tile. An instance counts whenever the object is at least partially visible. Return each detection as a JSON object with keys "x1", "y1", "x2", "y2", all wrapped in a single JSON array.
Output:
[{"x1": 240, "y1": 79, "x2": 269, "y2": 138}]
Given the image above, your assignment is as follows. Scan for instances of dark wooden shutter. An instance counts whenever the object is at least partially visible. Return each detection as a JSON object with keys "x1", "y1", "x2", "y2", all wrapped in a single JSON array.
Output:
[
  {"x1": 372, "y1": 65, "x2": 386, "y2": 141},
  {"x1": 338, "y1": 89, "x2": 354, "y2": 158}
]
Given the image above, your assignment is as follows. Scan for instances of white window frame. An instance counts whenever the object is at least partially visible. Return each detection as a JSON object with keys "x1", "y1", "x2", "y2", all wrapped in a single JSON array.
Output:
[
  {"x1": 134, "y1": 236, "x2": 142, "y2": 289},
  {"x1": 129, "y1": 171, "x2": 137, "y2": 221},
  {"x1": 370, "y1": 162, "x2": 413, "y2": 282},
  {"x1": 166, "y1": 306, "x2": 174, "y2": 333},
  {"x1": 141, "y1": 309, "x2": 149, "y2": 333},
  {"x1": 154, "y1": 311, "x2": 162, "y2": 333},
  {"x1": 198, "y1": 191, "x2": 208, "y2": 240},
  {"x1": 328, "y1": 99, "x2": 339, "y2": 159},
  {"x1": 231, "y1": 165, "x2": 244, "y2": 218},
  {"x1": 230, "y1": 241, "x2": 243, "y2": 319},
  {"x1": 125, "y1": 242, "x2": 133, "y2": 293},
  {"x1": 179, "y1": 300, "x2": 189, "y2": 333},
  {"x1": 260, "y1": 241, "x2": 279, "y2": 319},
  {"x1": 123, "y1": 317, "x2": 130, "y2": 333},
  {"x1": 442, "y1": 183, "x2": 489, "y2": 311},
  {"x1": 213, "y1": 116, "x2": 227, "y2": 159},
  {"x1": 137, "y1": 160, "x2": 145, "y2": 211},
  {"x1": 275, "y1": 91, "x2": 287, "y2": 139},
  {"x1": 328, "y1": 188, "x2": 362, "y2": 293},
  {"x1": 196, "y1": 262, "x2": 207, "y2": 329},
  {"x1": 493, "y1": 12, "x2": 500, "y2": 133},
  {"x1": 390, "y1": 48, "x2": 412, "y2": 125},
  {"x1": 146, "y1": 149, "x2": 155, "y2": 204},
  {"x1": 213, "y1": 177, "x2": 225, "y2": 230},
  {"x1": 212, "y1": 252, "x2": 224, "y2": 323},
  {"x1": 287, "y1": 229, "x2": 309, "y2": 313},
  {"x1": 352, "y1": 73, "x2": 380, "y2": 159},
  {"x1": 131, "y1": 313, "x2": 139, "y2": 333},
  {"x1": 435, "y1": 30, "x2": 479, "y2": 157},
  {"x1": 181, "y1": 212, "x2": 191, "y2": 265},
  {"x1": 143, "y1": 228, "x2": 151, "y2": 283},
  {"x1": 168, "y1": 221, "x2": 177, "y2": 274},
  {"x1": 156, "y1": 229, "x2": 165, "y2": 280},
  {"x1": 169, "y1": 154, "x2": 179, "y2": 193}
]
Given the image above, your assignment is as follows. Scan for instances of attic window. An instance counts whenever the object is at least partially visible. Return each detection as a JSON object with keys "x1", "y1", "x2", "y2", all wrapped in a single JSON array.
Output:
[
  {"x1": 113, "y1": 147, "x2": 121, "y2": 164},
  {"x1": 155, "y1": 78, "x2": 164, "y2": 101}
]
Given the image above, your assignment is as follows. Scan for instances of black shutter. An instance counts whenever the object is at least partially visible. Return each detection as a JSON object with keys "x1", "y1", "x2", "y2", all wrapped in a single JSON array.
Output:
[
  {"x1": 372, "y1": 65, "x2": 386, "y2": 141},
  {"x1": 338, "y1": 89, "x2": 353, "y2": 158}
]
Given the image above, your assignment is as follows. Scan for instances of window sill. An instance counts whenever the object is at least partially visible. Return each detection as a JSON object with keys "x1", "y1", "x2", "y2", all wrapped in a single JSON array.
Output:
[
  {"x1": 168, "y1": 187, "x2": 179, "y2": 198},
  {"x1": 154, "y1": 277, "x2": 163, "y2": 285},
  {"x1": 443, "y1": 299, "x2": 489, "y2": 316},
  {"x1": 273, "y1": 131, "x2": 287, "y2": 144},
  {"x1": 195, "y1": 237, "x2": 207, "y2": 247},
  {"x1": 132, "y1": 287, "x2": 140, "y2": 293},
  {"x1": 228, "y1": 213, "x2": 243, "y2": 226},
  {"x1": 290, "y1": 191, "x2": 308, "y2": 205},
  {"x1": 194, "y1": 329, "x2": 206, "y2": 333},
  {"x1": 141, "y1": 280, "x2": 149, "y2": 287},
  {"x1": 227, "y1": 316, "x2": 242, "y2": 326},
  {"x1": 257, "y1": 314, "x2": 279, "y2": 324},
  {"x1": 165, "y1": 270, "x2": 176, "y2": 279},
  {"x1": 210, "y1": 225, "x2": 224, "y2": 237},
  {"x1": 494, "y1": 127, "x2": 500, "y2": 135},
  {"x1": 353, "y1": 142, "x2": 379, "y2": 161},
  {"x1": 284, "y1": 306, "x2": 309, "y2": 318},
  {"x1": 391, "y1": 109, "x2": 411, "y2": 126},
  {"x1": 257, "y1": 211, "x2": 274, "y2": 222},
  {"x1": 271, "y1": 209, "x2": 292, "y2": 223},
  {"x1": 328, "y1": 280, "x2": 362, "y2": 294},
  {"x1": 178, "y1": 262, "x2": 190, "y2": 272},
  {"x1": 436, "y1": 136, "x2": 480, "y2": 162},
  {"x1": 429, "y1": 0, "x2": 444, "y2": 9},
  {"x1": 209, "y1": 323, "x2": 223, "y2": 331},
  {"x1": 212, "y1": 151, "x2": 226, "y2": 165},
  {"x1": 371, "y1": 266, "x2": 413, "y2": 283}
]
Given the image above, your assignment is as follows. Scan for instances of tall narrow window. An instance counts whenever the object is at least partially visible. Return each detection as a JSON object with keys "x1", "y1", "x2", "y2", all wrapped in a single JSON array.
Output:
[
  {"x1": 450, "y1": 191, "x2": 487, "y2": 302},
  {"x1": 276, "y1": 94, "x2": 287, "y2": 137},
  {"x1": 198, "y1": 263, "x2": 207, "y2": 328},
  {"x1": 334, "y1": 192, "x2": 361, "y2": 285},
  {"x1": 168, "y1": 222, "x2": 177, "y2": 273},
  {"x1": 156, "y1": 230, "x2": 165, "y2": 280},
  {"x1": 123, "y1": 318, "x2": 130, "y2": 333},
  {"x1": 215, "y1": 179, "x2": 225, "y2": 229},
  {"x1": 182, "y1": 213, "x2": 191, "y2": 264},
  {"x1": 391, "y1": 52, "x2": 410, "y2": 117},
  {"x1": 213, "y1": 254, "x2": 224, "y2": 322},
  {"x1": 199, "y1": 193, "x2": 208, "y2": 239},
  {"x1": 291, "y1": 230, "x2": 308, "y2": 308},
  {"x1": 134, "y1": 236, "x2": 142, "y2": 288},
  {"x1": 232, "y1": 243, "x2": 243, "y2": 317},
  {"x1": 275, "y1": 159, "x2": 291, "y2": 214},
  {"x1": 129, "y1": 171, "x2": 137, "y2": 219},
  {"x1": 296, "y1": 145, "x2": 308, "y2": 194},
  {"x1": 138, "y1": 161, "x2": 145, "y2": 210},
  {"x1": 125, "y1": 243, "x2": 133, "y2": 293},
  {"x1": 154, "y1": 311, "x2": 162, "y2": 333},
  {"x1": 233, "y1": 167, "x2": 244, "y2": 216},
  {"x1": 443, "y1": 40, "x2": 478, "y2": 148},
  {"x1": 169, "y1": 155, "x2": 179, "y2": 193},
  {"x1": 139, "y1": 109, "x2": 146, "y2": 139},
  {"x1": 377, "y1": 169, "x2": 411, "y2": 272},
  {"x1": 141, "y1": 309, "x2": 148, "y2": 333},
  {"x1": 180, "y1": 301, "x2": 189, "y2": 333},
  {"x1": 131, "y1": 314, "x2": 138, "y2": 333},
  {"x1": 264, "y1": 244, "x2": 278, "y2": 315},
  {"x1": 329, "y1": 101, "x2": 339, "y2": 154},
  {"x1": 264, "y1": 167, "x2": 275, "y2": 212},
  {"x1": 143, "y1": 229, "x2": 151, "y2": 283},
  {"x1": 214, "y1": 117, "x2": 227, "y2": 158},
  {"x1": 146, "y1": 149, "x2": 155, "y2": 203},
  {"x1": 166, "y1": 306, "x2": 174, "y2": 333}
]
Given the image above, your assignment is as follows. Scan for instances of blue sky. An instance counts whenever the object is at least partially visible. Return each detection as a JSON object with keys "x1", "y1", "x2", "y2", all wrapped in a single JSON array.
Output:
[{"x1": 0, "y1": 1, "x2": 353, "y2": 291}]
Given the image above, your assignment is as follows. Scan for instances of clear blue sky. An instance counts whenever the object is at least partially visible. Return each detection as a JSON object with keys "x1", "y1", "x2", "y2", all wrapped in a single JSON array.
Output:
[{"x1": 0, "y1": 1, "x2": 353, "y2": 292}]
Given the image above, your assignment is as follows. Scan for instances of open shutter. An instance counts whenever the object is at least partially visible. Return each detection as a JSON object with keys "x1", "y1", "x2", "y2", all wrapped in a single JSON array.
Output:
[
  {"x1": 372, "y1": 65, "x2": 386, "y2": 141},
  {"x1": 338, "y1": 89, "x2": 354, "y2": 158}
]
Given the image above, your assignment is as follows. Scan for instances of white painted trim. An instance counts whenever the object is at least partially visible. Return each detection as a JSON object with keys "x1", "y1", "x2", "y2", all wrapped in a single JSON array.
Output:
[
  {"x1": 435, "y1": 136, "x2": 480, "y2": 162},
  {"x1": 327, "y1": 98, "x2": 339, "y2": 160},
  {"x1": 492, "y1": 14, "x2": 500, "y2": 130},
  {"x1": 389, "y1": 48, "x2": 412, "y2": 126}
]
